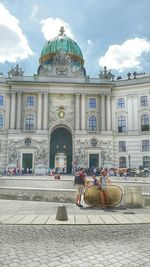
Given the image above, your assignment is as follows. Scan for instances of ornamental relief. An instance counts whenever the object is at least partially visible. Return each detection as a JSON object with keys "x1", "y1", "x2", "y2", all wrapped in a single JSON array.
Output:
[
  {"x1": 33, "y1": 139, "x2": 48, "y2": 146},
  {"x1": 115, "y1": 111, "x2": 128, "y2": 118},
  {"x1": 8, "y1": 139, "x2": 48, "y2": 164},
  {"x1": 75, "y1": 139, "x2": 113, "y2": 163},
  {"x1": 86, "y1": 111, "x2": 98, "y2": 116},
  {"x1": 138, "y1": 107, "x2": 150, "y2": 114},
  {"x1": 49, "y1": 107, "x2": 74, "y2": 124},
  {"x1": 0, "y1": 108, "x2": 6, "y2": 113},
  {"x1": 7, "y1": 141, "x2": 23, "y2": 163},
  {"x1": 35, "y1": 147, "x2": 48, "y2": 165}
]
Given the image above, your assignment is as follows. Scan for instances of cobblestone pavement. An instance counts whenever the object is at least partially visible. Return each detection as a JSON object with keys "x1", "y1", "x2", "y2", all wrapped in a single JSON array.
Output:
[{"x1": 0, "y1": 224, "x2": 150, "y2": 267}]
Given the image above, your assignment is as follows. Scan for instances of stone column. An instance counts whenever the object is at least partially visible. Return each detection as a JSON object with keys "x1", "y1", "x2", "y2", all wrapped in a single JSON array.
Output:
[
  {"x1": 106, "y1": 94, "x2": 111, "y2": 130},
  {"x1": 111, "y1": 96, "x2": 116, "y2": 132},
  {"x1": 10, "y1": 92, "x2": 16, "y2": 129},
  {"x1": 75, "y1": 93, "x2": 80, "y2": 130},
  {"x1": 43, "y1": 93, "x2": 48, "y2": 130},
  {"x1": 127, "y1": 94, "x2": 133, "y2": 131},
  {"x1": 81, "y1": 93, "x2": 86, "y2": 130},
  {"x1": 16, "y1": 92, "x2": 22, "y2": 129},
  {"x1": 101, "y1": 94, "x2": 105, "y2": 131},
  {"x1": 37, "y1": 93, "x2": 42, "y2": 130},
  {"x1": 133, "y1": 95, "x2": 138, "y2": 131},
  {"x1": 5, "y1": 93, "x2": 10, "y2": 129}
]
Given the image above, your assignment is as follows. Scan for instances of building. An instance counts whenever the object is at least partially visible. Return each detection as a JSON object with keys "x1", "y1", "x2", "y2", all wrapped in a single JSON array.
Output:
[{"x1": 0, "y1": 27, "x2": 150, "y2": 174}]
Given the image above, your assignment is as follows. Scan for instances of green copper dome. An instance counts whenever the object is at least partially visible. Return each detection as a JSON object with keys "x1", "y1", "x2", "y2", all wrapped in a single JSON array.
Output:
[
  {"x1": 38, "y1": 27, "x2": 86, "y2": 77},
  {"x1": 39, "y1": 27, "x2": 84, "y2": 65},
  {"x1": 41, "y1": 36, "x2": 83, "y2": 58}
]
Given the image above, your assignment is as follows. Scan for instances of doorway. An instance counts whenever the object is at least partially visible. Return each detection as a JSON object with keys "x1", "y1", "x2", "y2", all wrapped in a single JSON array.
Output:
[
  {"x1": 22, "y1": 153, "x2": 33, "y2": 174},
  {"x1": 89, "y1": 154, "x2": 99, "y2": 169},
  {"x1": 50, "y1": 127, "x2": 72, "y2": 173}
]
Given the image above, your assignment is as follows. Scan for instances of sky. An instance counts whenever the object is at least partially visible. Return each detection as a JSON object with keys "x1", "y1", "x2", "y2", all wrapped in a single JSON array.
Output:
[{"x1": 0, "y1": 0, "x2": 150, "y2": 78}]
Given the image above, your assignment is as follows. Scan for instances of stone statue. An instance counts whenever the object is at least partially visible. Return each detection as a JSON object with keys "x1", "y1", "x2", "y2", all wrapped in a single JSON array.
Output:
[
  {"x1": 99, "y1": 66, "x2": 114, "y2": 80},
  {"x1": 75, "y1": 144, "x2": 87, "y2": 161},
  {"x1": 8, "y1": 142, "x2": 17, "y2": 163},
  {"x1": 35, "y1": 148, "x2": 48, "y2": 164},
  {"x1": 8, "y1": 64, "x2": 24, "y2": 77},
  {"x1": 53, "y1": 51, "x2": 71, "y2": 66}
]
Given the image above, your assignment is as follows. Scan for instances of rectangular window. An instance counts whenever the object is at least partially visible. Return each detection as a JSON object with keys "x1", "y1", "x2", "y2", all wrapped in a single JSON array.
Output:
[
  {"x1": 89, "y1": 98, "x2": 96, "y2": 108},
  {"x1": 0, "y1": 95, "x2": 3, "y2": 106},
  {"x1": 140, "y1": 96, "x2": 148, "y2": 107},
  {"x1": 118, "y1": 98, "x2": 125, "y2": 108},
  {"x1": 27, "y1": 96, "x2": 34, "y2": 107},
  {"x1": 142, "y1": 140, "x2": 150, "y2": 151},
  {"x1": 119, "y1": 141, "x2": 126, "y2": 152}
]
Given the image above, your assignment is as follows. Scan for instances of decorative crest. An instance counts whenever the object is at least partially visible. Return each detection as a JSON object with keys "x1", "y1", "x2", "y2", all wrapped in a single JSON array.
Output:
[
  {"x1": 59, "y1": 105, "x2": 64, "y2": 110},
  {"x1": 8, "y1": 64, "x2": 24, "y2": 77}
]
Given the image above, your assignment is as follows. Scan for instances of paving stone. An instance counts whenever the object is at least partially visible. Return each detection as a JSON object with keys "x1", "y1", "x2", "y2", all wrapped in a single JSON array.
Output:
[
  {"x1": 87, "y1": 214, "x2": 104, "y2": 224},
  {"x1": 99, "y1": 214, "x2": 120, "y2": 224},
  {"x1": 75, "y1": 214, "x2": 90, "y2": 224},
  {"x1": 110, "y1": 214, "x2": 134, "y2": 224},
  {"x1": 0, "y1": 224, "x2": 149, "y2": 266},
  {"x1": 31, "y1": 215, "x2": 50, "y2": 224},
  {"x1": 16, "y1": 215, "x2": 38, "y2": 224}
]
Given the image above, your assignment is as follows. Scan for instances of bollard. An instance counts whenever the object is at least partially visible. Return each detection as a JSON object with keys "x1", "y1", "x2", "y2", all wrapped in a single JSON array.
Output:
[{"x1": 55, "y1": 205, "x2": 68, "y2": 221}]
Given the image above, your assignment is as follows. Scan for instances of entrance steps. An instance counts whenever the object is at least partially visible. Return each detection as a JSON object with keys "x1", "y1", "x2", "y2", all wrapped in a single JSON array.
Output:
[
  {"x1": 0, "y1": 175, "x2": 150, "y2": 206},
  {"x1": 0, "y1": 175, "x2": 76, "y2": 203},
  {"x1": 0, "y1": 175, "x2": 75, "y2": 188}
]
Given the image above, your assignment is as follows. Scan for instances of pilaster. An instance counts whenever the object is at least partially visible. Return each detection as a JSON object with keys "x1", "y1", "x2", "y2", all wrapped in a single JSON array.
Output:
[
  {"x1": 10, "y1": 92, "x2": 16, "y2": 129},
  {"x1": 37, "y1": 93, "x2": 42, "y2": 130},
  {"x1": 43, "y1": 93, "x2": 48, "y2": 130},
  {"x1": 16, "y1": 92, "x2": 22, "y2": 129}
]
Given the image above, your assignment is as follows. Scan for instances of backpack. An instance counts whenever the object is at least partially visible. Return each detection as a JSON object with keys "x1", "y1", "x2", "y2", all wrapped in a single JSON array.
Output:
[{"x1": 74, "y1": 175, "x2": 85, "y2": 185}]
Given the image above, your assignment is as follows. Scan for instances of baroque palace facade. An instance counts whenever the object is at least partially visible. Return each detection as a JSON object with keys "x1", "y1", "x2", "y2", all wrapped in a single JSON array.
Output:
[{"x1": 0, "y1": 27, "x2": 150, "y2": 174}]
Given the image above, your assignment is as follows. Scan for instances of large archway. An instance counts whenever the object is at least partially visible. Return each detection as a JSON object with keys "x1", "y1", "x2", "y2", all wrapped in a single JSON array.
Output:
[{"x1": 50, "y1": 127, "x2": 72, "y2": 174}]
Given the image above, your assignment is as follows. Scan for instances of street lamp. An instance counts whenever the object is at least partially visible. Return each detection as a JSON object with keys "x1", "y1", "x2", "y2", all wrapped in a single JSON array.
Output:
[{"x1": 128, "y1": 154, "x2": 131, "y2": 169}]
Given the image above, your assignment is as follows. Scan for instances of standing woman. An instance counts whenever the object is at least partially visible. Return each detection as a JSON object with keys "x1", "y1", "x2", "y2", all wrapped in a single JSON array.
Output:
[{"x1": 99, "y1": 170, "x2": 111, "y2": 208}]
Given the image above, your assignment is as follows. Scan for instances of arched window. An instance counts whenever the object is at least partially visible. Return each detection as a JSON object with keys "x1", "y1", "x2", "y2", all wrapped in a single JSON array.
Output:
[
  {"x1": 143, "y1": 156, "x2": 150, "y2": 169},
  {"x1": 88, "y1": 115, "x2": 97, "y2": 131},
  {"x1": 25, "y1": 114, "x2": 34, "y2": 130},
  {"x1": 141, "y1": 114, "x2": 149, "y2": 131},
  {"x1": 118, "y1": 116, "x2": 126, "y2": 132},
  {"x1": 0, "y1": 114, "x2": 3, "y2": 129},
  {"x1": 119, "y1": 156, "x2": 126, "y2": 168}
]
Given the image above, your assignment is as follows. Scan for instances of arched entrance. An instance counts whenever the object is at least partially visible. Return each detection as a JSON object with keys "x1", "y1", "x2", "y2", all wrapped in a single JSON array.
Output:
[{"x1": 50, "y1": 127, "x2": 72, "y2": 174}]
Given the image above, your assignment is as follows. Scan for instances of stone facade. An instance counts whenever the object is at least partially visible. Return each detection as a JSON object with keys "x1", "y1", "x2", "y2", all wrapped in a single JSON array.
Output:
[
  {"x1": 0, "y1": 26, "x2": 150, "y2": 173},
  {"x1": 0, "y1": 71, "x2": 150, "y2": 174}
]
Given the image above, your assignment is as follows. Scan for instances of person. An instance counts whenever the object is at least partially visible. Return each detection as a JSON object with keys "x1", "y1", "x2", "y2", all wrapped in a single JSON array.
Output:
[
  {"x1": 54, "y1": 174, "x2": 61, "y2": 180},
  {"x1": 92, "y1": 175, "x2": 98, "y2": 186},
  {"x1": 74, "y1": 169, "x2": 86, "y2": 208},
  {"x1": 98, "y1": 170, "x2": 111, "y2": 208}
]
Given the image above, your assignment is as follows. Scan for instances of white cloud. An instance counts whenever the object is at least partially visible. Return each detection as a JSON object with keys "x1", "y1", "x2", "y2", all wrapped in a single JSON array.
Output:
[
  {"x1": 99, "y1": 38, "x2": 150, "y2": 72},
  {"x1": 30, "y1": 4, "x2": 39, "y2": 21},
  {"x1": 87, "y1": 39, "x2": 92, "y2": 45},
  {"x1": 41, "y1": 17, "x2": 74, "y2": 40},
  {"x1": 0, "y1": 2, "x2": 33, "y2": 63}
]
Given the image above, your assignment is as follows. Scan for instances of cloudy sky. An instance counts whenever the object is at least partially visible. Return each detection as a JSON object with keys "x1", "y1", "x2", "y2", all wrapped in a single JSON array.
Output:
[{"x1": 0, "y1": 0, "x2": 150, "y2": 78}]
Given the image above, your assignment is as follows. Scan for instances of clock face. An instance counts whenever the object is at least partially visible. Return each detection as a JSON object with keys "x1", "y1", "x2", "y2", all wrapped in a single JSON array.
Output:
[{"x1": 58, "y1": 110, "x2": 65, "y2": 119}]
